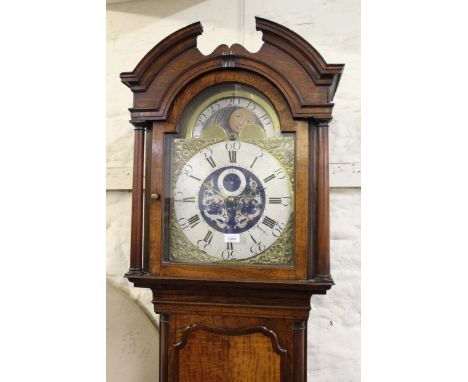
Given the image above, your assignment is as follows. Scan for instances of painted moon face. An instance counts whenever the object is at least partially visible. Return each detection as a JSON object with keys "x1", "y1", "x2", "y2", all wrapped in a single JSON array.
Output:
[
  {"x1": 191, "y1": 96, "x2": 277, "y2": 139},
  {"x1": 228, "y1": 108, "x2": 257, "y2": 133}
]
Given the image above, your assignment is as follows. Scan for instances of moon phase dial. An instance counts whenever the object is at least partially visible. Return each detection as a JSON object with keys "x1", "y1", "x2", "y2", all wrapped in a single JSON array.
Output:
[{"x1": 182, "y1": 84, "x2": 281, "y2": 140}]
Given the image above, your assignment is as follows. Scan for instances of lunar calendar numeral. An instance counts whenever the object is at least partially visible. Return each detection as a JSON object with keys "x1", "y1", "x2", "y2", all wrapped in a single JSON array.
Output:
[
  {"x1": 209, "y1": 103, "x2": 220, "y2": 113},
  {"x1": 262, "y1": 216, "x2": 277, "y2": 229},
  {"x1": 197, "y1": 113, "x2": 208, "y2": 126},
  {"x1": 226, "y1": 97, "x2": 241, "y2": 106},
  {"x1": 259, "y1": 114, "x2": 272, "y2": 125},
  {"x1": 246, "y1": 101, "x2": 256, "y2": 111}
]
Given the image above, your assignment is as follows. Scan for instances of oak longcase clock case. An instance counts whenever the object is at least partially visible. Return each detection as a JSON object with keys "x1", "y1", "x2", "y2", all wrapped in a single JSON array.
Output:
[{"x1": 121, "y1": 17, "x2": 343, "y2": 382}]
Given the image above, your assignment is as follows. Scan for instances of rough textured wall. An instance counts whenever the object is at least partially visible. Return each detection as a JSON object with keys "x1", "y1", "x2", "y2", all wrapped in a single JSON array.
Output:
[{"x1": 107, "y1": 0, "x2": 360, "y2": 381}]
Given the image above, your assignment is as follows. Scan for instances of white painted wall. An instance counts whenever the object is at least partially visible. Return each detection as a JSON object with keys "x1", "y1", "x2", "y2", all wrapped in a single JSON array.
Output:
[{"x1": 107, "y1": 1, "x2": 360, "y2": 380}]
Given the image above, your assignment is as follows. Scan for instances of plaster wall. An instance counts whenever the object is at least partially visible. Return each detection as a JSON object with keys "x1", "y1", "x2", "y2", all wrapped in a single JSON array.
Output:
[{"x1": 106, "y1": 1, "x2": 360, "y2": 381}]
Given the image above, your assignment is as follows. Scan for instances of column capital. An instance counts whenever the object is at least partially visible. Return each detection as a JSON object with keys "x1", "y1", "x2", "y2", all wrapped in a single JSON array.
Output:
[
  {"x1": 131, "y1": 121, "x2": 147, "y2": 131},
  {"x1": 315, "y1": 118, "x2": 332, "y2": 127}
]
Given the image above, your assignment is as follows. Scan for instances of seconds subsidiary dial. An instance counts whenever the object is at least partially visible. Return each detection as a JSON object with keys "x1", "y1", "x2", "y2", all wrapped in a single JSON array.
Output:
[{"x1": 173, "y1": 141, "x2": 292, "y2": 261}]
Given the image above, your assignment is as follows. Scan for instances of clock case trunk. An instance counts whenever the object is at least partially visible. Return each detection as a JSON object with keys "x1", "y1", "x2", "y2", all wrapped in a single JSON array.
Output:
[{"x1": 120, "y1": 17, "x2": 343, "y2": 382}]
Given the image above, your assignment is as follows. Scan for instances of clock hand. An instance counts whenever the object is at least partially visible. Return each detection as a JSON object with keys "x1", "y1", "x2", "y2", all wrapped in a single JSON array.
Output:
[
  {"x1": 202, "y1": 181, "x2": 227, "y2": 199},
  {"x1": 239, "y1": 186, "x2": 265, "y2": 200}
]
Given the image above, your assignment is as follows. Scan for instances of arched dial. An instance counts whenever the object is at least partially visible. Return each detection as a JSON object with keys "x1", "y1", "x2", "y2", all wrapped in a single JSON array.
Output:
[{"x1": 174, "y1": 141, "x2": 292, "y2": 260}]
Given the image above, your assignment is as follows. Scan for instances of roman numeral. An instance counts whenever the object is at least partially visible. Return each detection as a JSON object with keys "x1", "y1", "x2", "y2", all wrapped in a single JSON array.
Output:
[
  {"x1": 262, "y1": 215, "x2": 276, "y2": 229},
  {"x1": 187, "y1": 214, "x2": 201, "y2": 229},
  {"x1": 225, "y1": 142, "x2": 241, "y2": 164},
  {"x1": 269, "y1": 197, "x2": 282, "y2": 204},
  {"x1": 249, "y1": 233, "x2": 266, "y2": 255},
  {"x1": 250, "y1": 233, "x2": 258, "y2": 243},
  {"x1": 228, "y1": 150, "x2": 236, "y2": 163},
  {"x1": 264, "y1": 173, "x2": 276, "y2": 183},
  {"x1": 203, "y1": 230, "x2": 213, "y2": 244},
  {"x1": 189, "y1": 174, "x2": 201, "y2": 181},
  {"x1": 206, "y1": 156, "x2": 216, "y2": 168},
  {"x1": 264, "y1": 169, "x2": 285, "y2": 183},
  {"x1": 174, "y1": 192, "x2": 195, "y2": 204},
  {"x1": 256, "y1": 223, "x2": 266, "y2": 234},
  {"x1": 221, "y1": 241, "x2": 236, "y2": 260}
]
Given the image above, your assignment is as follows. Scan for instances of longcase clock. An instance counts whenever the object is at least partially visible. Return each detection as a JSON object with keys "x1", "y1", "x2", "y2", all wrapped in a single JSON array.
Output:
[{"x1": 120, "y1": 17, "x2": 344, "y2": 382}]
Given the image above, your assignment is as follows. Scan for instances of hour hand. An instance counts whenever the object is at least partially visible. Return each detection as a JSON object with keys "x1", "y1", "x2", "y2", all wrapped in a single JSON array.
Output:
[{"x1": 240, "y1": 185, "x2": 265, "y2": 200}]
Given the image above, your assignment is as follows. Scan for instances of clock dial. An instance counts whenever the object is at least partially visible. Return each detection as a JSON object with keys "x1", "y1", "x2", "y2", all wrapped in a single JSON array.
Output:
[
  {"x1": 173, "y1": 141, "x2": 292, "y2": 261},
  {"x1": 168, "y1": 83, "x2": 295, "y2": 265}
]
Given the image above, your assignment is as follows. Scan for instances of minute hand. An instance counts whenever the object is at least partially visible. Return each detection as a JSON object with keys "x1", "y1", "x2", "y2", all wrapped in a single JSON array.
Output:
[{"x1": 202, "y1": 182, "x2": 226, "y2": 199}]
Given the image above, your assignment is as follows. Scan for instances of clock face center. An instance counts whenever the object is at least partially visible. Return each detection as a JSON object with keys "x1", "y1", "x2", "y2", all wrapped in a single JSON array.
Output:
[{"x1": 198, "y1": 166, "x2": 266, "y2": 234}]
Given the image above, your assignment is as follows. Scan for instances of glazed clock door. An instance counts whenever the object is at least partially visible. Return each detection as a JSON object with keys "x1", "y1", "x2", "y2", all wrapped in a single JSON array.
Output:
[
  {"x1": 156, "y1": 79, "x2": 310, "y2": 280},
  {"x1": 164, "y1": 84, "x2": 295, "y2": 267}
]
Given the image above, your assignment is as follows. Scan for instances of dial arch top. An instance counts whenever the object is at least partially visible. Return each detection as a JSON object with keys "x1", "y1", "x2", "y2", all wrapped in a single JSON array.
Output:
[{"x1": 120, "y1": 17, "x2": 344, "y2": 123}]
